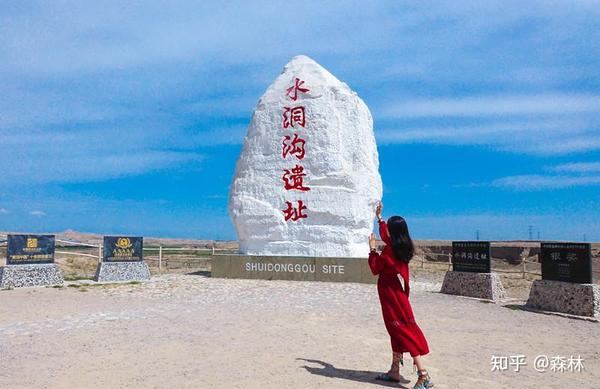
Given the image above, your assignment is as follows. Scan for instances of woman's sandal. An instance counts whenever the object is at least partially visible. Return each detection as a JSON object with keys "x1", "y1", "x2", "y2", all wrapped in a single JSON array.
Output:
[
  {"x1": 375, "y1": 356, "x2": 404, "y2": 383},
  {"x1": 412, "y1": 369, "x2": 434, "y2": 389}
]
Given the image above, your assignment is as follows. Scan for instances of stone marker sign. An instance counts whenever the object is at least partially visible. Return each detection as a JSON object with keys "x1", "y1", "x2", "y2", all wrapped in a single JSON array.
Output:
[
  {"x1": 540, "y1": 242, "x2": 592, "y2": 284},
  {"x1": 7, "y1": 234, "x2": 55, "y2": 265},
  {"x1": 228, "y1": 55, "x2": 382, "y2": 258},
  {"x1": 452, "y1": 241, "x2": 491, "y2": 273},
  {"x1": 1, "y1": 234, "x2": 63, "y2": 288},
  {"x1": 95, "y1": 236, "x2": 150, "y2": 282},
  {"x1": 441, "y1": 241, "x2": 506, "y2": 301},
  {"x1": 527, "y1": 242, "x2": 598, "y2": 317},
  {"x1": 103, "y1": 236, "x2": 143, "y2": 262}
]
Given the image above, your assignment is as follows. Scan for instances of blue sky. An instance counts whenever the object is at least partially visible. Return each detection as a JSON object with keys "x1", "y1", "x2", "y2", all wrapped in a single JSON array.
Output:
[{"x1": 1, "y1": 1, "x2": 599, "y2": 241}]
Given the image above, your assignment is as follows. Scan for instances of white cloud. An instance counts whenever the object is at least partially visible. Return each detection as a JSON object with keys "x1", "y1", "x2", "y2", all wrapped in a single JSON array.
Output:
[
  {"x1": 29, "y1": 210, "x2": 46, "y2": 216},
  {"x1": 0, "y1": 208, "x2": 9, "y2": 214},
  {"x1": 1, "y1": 149, "x2": 202, "y2": 184},
  {"x1": 378, "y1": 119, "x2": 582, "y2": 143},
  {"x1": 0, "y1": 0, "x2": 598, "y2": 183},
  {"x1": 519, "y1": 136, "x2": 600, "y2": 155},
  {"x1": 0, "y1": 126, "x2": 203, "y2": 184},
  {"x1": 0, "y1": 1, "x2": 399, "y2": 77},
  {"x1": 547, "y1": 162, "x2": 600, "y2": 173},
  {"x1": 492, "y1": 175, "x2": 600, "y2": 190},
  {"x1": 378, "y1": 94, "x2": 600, "y2": 119},
  {"x1": 377, "y1": 118, "x2": 600, "y2": 155},
  {"x1": 186, "y1": 126, "x2": 247, "y2": 147}
]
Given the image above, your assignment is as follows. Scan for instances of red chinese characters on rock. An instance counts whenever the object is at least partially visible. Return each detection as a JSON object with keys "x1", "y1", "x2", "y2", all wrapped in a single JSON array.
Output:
[
  {"x1": 282, "y1": 133, "x2": 306, "y2": 160},
  {"x1": 286, "y1": 78, "x2": 310, "y2": 101},
  {"x1": 282, "y1": 200, "x2": 308, "y2": 222},
  {"x1": 282, "y1": 106, "x2": 306, "y2": 128},
  {"x1": 281, "y1": 77, "x2": 310, "y2": 222},
  {"x1": 282, "y1": 164, "x2": 310, "y2": 192}
]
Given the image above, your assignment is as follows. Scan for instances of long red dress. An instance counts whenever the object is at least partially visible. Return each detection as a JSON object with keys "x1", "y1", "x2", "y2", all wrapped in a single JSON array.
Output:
[{"x1": 368, "y1": 220, "x2": 429, "y2": 357}]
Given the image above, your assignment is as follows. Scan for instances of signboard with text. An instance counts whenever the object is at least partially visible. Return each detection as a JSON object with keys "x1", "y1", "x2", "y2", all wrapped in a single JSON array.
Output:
[
  {"x1": 541, "y1": 242, "x2": 592, "y2": 284},
  {"x1": 211, "y1": 254, "x2": 375, "y2": 284},
  {"x1": 452, "y1": 241, "x2": 491, "y2": 273},
  {"x1": 103, "y1": 236, "x2": 143, "y2": 262},
  {"x1": 7, "y1": 234, "x2": 55, "y2": 265}
]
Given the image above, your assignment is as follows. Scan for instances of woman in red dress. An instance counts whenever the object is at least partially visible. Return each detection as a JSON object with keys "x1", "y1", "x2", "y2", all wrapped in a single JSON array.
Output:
[{"x1": 368, "y1": 202, "x2": 434, "y2": 389}]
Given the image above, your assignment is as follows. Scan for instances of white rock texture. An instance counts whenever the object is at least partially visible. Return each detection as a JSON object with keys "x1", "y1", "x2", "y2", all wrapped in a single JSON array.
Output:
[
  {"x1": 229, "y1": 55, "x2": 382, "y2": 257},
  {"x1": 0, "y1": 264, "x2": 64, "y2": 288}
]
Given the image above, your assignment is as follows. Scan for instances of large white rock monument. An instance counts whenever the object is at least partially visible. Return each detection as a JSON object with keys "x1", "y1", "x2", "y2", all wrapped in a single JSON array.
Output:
[{"x1": 229, "y1": 55, "x2": 382, "y2": 257}]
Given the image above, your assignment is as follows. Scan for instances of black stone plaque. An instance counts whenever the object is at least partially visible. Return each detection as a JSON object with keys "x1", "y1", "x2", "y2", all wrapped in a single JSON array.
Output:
[
  {"x1": 103, "y1": 236, "x2": 143, "y2": 262},
  {"x1": 7, "y1": 234, "x2": 55, "y2": 265},
  {"x1": 541, "y1": 242, "x2": 592, "y2": 284},
  {"x1": 452, "y1": 241, "x2": 491, "y2": 273}
]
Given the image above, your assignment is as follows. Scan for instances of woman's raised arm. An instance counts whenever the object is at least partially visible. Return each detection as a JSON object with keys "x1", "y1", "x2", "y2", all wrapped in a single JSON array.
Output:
[
  {"x1": 378, "y1": 219, "x2": 391, "y2": 244},
  {"x1": 375, "y1": 201, "x2": 391, "y2": 244},
  {"x1": 368, "y1": 233, "x2": 383, "y2": 275},
  {"x1": 368, "y1": 250, "x2": 383, "y2": 275}
]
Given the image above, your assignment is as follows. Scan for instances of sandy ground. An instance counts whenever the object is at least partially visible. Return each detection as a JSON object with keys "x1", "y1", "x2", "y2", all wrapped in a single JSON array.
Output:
[{"x1": 0, "y1": 274, "x2": 598, "y2": 389}]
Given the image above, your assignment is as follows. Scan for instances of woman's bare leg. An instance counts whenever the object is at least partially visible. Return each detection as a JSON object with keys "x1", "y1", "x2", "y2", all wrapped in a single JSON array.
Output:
[
  {"x1": 413, "y1": 355, "x2": 425, "y2": 371},
  {"x1": 386, "y1": 352, "x2": 403, "y2": 379},
  {"x1": 412, "y1": 355, "x2": 434, "y2": 387}
]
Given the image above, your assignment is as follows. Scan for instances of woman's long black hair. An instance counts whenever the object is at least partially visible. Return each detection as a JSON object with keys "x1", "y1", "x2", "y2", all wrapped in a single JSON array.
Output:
[{"x1": 387, "y1": 216, "x2": 414, "y2": 262}]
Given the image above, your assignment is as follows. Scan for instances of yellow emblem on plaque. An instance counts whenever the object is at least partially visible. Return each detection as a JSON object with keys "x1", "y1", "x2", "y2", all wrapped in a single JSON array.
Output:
[
  {"x1": 116, "y1": 237, "x2": 132, "y2": 249},
  {"x1": 26, "y1": 237, "x2": 38, "y2": 248}
]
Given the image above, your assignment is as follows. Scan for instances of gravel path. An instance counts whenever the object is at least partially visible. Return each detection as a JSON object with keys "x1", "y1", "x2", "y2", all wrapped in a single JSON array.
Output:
[{"x1": 0, "y1": 274, "x2": 598, "y2": 388}]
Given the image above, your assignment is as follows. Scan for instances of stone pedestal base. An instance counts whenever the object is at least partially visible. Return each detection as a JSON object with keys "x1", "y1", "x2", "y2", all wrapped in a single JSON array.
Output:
[
  {"x1": 211, "y1": 254, "x2": 376, "y2": 284},
  {"x1": 440, "y1": 271, "x2": 507, "y2": 301},
  {"x1": 0, "y1": 264, "x2": 64, "y2": 288},
  {"x1": 95, "y1": 261, "x2": 151, "y2": 282},
  {"x1": 526, "y1": 280, "x2": 600, "y2": 317}
]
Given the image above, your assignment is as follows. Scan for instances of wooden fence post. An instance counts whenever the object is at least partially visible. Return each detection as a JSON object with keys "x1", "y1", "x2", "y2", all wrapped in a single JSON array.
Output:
[
  {"x1": 159, "y1": 245, "x2": 163, "y2": 271},
  {"x1": 522, "y1": 260, "x2": 526, "y2": 279}
]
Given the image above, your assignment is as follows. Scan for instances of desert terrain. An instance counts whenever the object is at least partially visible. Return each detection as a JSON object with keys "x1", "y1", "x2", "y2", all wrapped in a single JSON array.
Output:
[
  {"x1": 1, "y1": 231, "x2": 599, "y2": 388},
  {"x1": 1, "y1": 273, "x2": 598, "y2": 388}
]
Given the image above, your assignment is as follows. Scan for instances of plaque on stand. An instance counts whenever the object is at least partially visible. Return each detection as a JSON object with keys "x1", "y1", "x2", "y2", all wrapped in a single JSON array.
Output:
[
  {"x1": 527, "y1": 243, "x2": 598, "y2": 317},
  {"x1": 0, "y1": 235, "x2": 63, "y2": 288},
  {"x1": 95, "y1": 236, "x2": 150, "y2": 282},
  {"x1": 440, "y1": 241, "x2": 506, "y2": 301}
]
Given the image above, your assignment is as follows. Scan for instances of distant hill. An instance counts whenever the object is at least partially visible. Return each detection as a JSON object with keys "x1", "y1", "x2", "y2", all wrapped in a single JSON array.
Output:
[
  {"x1": 1, "y1": 230, "x2": 597, "y2": 255},
  {"x1": 0, "y1": 230, "x2": 237, "y2": 249}
]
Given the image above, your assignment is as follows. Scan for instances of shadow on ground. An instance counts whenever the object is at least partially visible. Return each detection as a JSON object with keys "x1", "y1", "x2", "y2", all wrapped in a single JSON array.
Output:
[
  {"x1": 502, "y1": 303, "x2": 599, "y2": 322},
  {"x1": 186, "y1": 270, "x2": 211, "y2": 277},
  {"x1": 297, "y1": 358, "x2": 411, "y2": 388}
]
